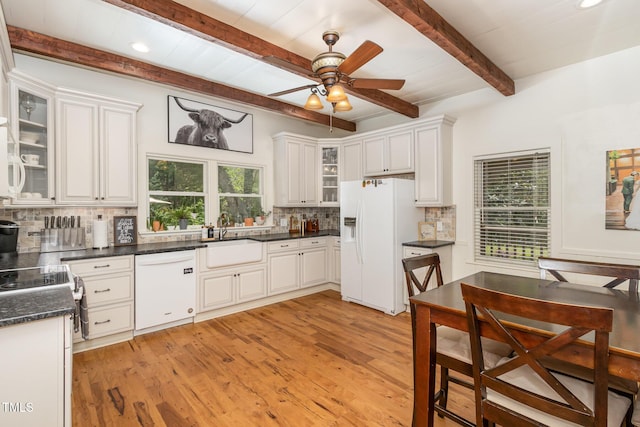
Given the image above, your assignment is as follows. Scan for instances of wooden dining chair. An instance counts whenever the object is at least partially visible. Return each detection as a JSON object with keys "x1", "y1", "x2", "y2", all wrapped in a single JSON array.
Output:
[
  {"x1": 538, "y1": 256, "x2": 640, "y2": 404},
  {"x1": 461, "y1": 282, "x2": 632, "y2": 427},
  {"x1": 402, "y1": 254, "x2": 512, "y2": 427},
  {"x1": 538, "y1": 256, "x2": 640, "y2": 293}
]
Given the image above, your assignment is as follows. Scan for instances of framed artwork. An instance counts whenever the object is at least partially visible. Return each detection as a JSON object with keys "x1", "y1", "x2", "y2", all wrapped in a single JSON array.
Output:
[
  {"x1": 418, "y1": 221, "x2": 436, "y2": 241},
  {"x1": 114, "y1": 216, "x2": 137, "y2": 246},
  {"x1": 605, "y1": 148, "x2": 640, "y2": 231},
  {"x1": 168, "y1": 95, "x2": 253, "y2": 153}
]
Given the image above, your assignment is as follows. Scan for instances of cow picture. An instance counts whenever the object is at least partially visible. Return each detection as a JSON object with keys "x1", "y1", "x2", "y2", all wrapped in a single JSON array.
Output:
[{"x1": 168, "y1": 96, "x2": 253, "y2": 153}]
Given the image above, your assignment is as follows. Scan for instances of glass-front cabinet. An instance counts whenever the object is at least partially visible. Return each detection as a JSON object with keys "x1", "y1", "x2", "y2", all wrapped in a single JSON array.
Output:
[
  {"x1": 8, "y1": 72, "x2": 55, "y2": 205},
  {"x1": 320, "y1": 145, "x2": 339, "y2": 205}
]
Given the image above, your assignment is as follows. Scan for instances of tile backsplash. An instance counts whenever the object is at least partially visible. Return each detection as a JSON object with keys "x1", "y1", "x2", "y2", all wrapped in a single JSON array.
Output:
[{"x1": 1, "y1": 205, "x2": 455, "y2": 253}]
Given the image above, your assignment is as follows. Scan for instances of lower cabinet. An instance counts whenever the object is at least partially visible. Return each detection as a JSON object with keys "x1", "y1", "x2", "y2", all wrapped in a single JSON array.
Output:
[
  {"x1": 330, "y1": 237, "x2": 341, "y2": 284},
  {"x1": 268, "y1": 238, "x2": 328, "y2": 295},
  {"x1": 68, "y1": 255, "x2": 134, "y2": 344},
  {"x1": 0, "y1": 316, "x2": 69, "y2": 427},
  {"x1": 199, "y1": 264, "x2": 267, "y2": 311},
  {"x1": 402, "y1": 245, "x2": 452, "y2": 304}
]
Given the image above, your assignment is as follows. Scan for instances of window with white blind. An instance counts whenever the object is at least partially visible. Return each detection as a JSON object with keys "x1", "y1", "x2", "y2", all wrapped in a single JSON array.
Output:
[{"x1": 474, "y1": 151, "x2": 551, "y2": 266}]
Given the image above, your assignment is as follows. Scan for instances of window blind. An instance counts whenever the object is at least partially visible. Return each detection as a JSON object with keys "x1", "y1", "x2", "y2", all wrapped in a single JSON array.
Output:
[{"x1": 474, "y1": 151, "x2": 550, "y2": 266}]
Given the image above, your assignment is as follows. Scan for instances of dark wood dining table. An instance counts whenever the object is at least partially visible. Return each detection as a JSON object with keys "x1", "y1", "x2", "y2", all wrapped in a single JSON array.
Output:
[{"x1": 409, "y1": 271, "x2": 640, "y2": 427}]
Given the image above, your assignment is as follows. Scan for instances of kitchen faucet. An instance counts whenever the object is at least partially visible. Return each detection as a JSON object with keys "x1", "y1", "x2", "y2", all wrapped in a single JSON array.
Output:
[{"x1": 218, "y1": 213, "x2": 229, "y2": 240}]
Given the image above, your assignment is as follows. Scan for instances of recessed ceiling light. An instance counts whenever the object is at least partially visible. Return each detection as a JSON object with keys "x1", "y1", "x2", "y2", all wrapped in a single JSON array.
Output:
[
  {"x1": 577, "y1": 0, "x2": 604, "y2": 9},
  {"x1": 131, "y1": 42, "x2": 150, "y2": 53}
]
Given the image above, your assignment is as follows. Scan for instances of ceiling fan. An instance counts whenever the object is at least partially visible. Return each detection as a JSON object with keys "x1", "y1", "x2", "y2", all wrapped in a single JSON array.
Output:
[{"x1": 267, "y1": 31, "x2": 405, "y2": 112}]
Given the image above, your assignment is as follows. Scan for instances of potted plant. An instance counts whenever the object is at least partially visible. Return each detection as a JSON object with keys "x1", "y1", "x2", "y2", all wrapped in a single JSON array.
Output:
[
  {"x1": 254, "y1": 209, "x2": 271, "y2": 226},
  {"x1": 172, "y1": 206, "x2": 192, "y2": 230}
]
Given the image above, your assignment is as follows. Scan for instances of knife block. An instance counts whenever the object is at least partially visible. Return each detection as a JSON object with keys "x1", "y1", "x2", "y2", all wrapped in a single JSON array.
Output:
[{"x1": 40, "y1": 227, "x2": 86, "y2": 252}]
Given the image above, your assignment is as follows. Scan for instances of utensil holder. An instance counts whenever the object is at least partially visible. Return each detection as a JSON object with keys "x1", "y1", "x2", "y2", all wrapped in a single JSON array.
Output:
[{"x1": 40, "y1": 227, "x2": 86, "y2": 252}]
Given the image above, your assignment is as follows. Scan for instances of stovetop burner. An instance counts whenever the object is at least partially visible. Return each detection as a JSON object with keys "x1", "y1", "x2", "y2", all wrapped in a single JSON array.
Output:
[{"x1": 0, "y1": 265, "x2": 74, "y2": 295}]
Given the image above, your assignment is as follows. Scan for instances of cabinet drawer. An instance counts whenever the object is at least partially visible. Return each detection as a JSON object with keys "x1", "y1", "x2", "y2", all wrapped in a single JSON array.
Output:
[
  {"x1": 268, "y1": 240, "x2": 300, "y2": 253},
  {"x1": 403, "y1": 247, "x2": 434, "y2": 258},
  {"x1": 85, "y1": 302, "x2": 134, "y2": 339},
  {"x1": 69, "y1": 255, "x2": 133, "y2": 276},
  {"x1": 300, "y1": 237, "x2": 327, "y2": 248},
  {"x1": 84, "y1": 272, "x2": 134, "y2": 307}
]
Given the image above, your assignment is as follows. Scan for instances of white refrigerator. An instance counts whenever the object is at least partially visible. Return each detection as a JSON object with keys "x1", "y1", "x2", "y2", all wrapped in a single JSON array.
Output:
[{"x1": 340, "y1": 178, "x2": 423, "y2": 315}]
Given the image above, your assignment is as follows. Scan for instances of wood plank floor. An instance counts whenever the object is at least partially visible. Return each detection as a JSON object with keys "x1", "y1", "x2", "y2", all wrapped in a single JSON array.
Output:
[{"x1": 72, "y1": 290, "x2": 474, "y2": 426}]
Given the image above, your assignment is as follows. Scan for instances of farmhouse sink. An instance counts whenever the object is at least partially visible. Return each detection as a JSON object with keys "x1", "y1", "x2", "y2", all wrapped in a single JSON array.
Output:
[{"x1": 206, "y1": 239, "x2": 263, "y2": 268}]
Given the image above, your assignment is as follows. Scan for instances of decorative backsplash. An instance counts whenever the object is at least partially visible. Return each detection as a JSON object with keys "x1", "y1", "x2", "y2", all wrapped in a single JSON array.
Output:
[{"x1": 1, "y1": 204, "x2": 454, "y2": 253}]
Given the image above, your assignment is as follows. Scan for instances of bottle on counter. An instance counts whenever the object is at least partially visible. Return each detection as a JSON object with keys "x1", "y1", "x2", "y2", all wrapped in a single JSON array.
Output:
[
  {"x1": 201, "y1": 225, "x2": 208, "y2": 240},
  {"x1": 208, "y1": 223, "x2": 215, "y2": 239}
]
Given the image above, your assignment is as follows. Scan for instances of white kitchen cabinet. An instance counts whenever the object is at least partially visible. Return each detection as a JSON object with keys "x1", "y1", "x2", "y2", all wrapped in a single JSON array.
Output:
[
  {"x1": 414, "y1": 115, "x2": 456, "y2": 206},
  {"x1": 68, "y1": 255, "x2": 134, "y2": 346},
  {"x1": 330, "y1": 237, "x2": 341, "y2": 284},
  {"x1": 318, "y1": 144, "x2": 340, "y2": 206},
  {"x1": 0, "y1": 315, "x2": 69, "y2": 427},
  {"x1": 267, "y1": 238, "x2": 327, "y2": 295},
  {"x1": 199, "y1": 264, "x2": 267, "y2": 311},
  {"x1": 363, "y1": 130, "x2": 413, "y2": 176},
  {"x1": 55, "y1": 89, "x2": 140, "y2": 206},
  {"x1": 273, "y1": 133, "x2": 318, "y2": 206},
  {"x1": 402, "y1": 245, "x2": 452, "y2": 304},
  {"x1": 8, "y1": 71, "x2": 56, "y2": 205},
  {"x1": 341, "y1": 139, "x2": 362, "y2": 182}
]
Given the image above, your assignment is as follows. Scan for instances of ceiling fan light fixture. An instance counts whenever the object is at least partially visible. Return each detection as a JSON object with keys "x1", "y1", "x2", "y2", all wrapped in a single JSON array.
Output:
[
  {"x1": 304, "y1": 92, "x2": 324, "y2": 110},
  {"x1": 333, "y1": 98, "x2": 353, "y2": 112},
  {"x1": 326, "y1": 84, "x2": 347, "y2": 102}
]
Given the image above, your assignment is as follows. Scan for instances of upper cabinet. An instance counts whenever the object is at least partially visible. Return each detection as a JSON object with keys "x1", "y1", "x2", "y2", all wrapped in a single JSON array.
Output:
[
  {"x1": 273, "y1": 133, "x2": 318, "y2": 207},
  {"x1": 341, "y1": 139, "x2": 362, "y2": 182},
  {"x1": 8, "y1": 71, "x2": 56, "y2": 205},
  {"x1": 55, "y1": 89, "x2": 140, "y2": 206},
  {"x1": 414, "y1": 115, "x2": 456, "y2": 207},
  {"x1": 319, "y1": 144, "x2": 339, "y2": 206},
  {"x1": 363, "y1": 130, "x2": 413, "y2": 176}
]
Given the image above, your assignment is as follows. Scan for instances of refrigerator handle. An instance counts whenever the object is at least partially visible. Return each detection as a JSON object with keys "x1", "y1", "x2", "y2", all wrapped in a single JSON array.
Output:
[{"x1": 356, "y1": 200, "x2": 364, "y2": 264}]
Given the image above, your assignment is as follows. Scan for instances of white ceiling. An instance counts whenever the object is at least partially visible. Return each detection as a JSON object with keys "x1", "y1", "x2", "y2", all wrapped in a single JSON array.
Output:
[{"x1": 2, "y1": 0, "x2": 640, "y2": 124}]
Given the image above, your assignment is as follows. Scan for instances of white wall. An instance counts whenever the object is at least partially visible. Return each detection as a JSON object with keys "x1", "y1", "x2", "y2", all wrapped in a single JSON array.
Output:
[{"x1": 404, "y1": 45, "x2": 640, "y2": 280}]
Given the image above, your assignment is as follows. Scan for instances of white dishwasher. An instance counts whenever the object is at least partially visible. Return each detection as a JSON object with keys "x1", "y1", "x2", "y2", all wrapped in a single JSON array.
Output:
[{"x1": 135, "y1": 250, "x2": 196, "y2": 334}]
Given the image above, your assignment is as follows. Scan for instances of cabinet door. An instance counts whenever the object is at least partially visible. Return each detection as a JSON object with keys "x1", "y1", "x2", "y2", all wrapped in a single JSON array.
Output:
[
  {"x1": 100, "y1": 105, "x2": 136, "y2": 205},
  {"x1": 319, "y1": 145, "x2": 339, "y2": 205},
  {"x1": 387, "y1": 131, "x2": 413, "y2": 173},
  {"x1": 301, "y1": 142, "x2": 318, "y2": 204},
  {"x1": 0, "y1": 317, "x2": 65, "y2": 427},
  {"x1": 414, "y1": 120, "x2": 453, "y2": 206},
  {"x1": 363, "y1": 136, "x2": 386, "y2": 175},
  {"x1": 9, "y1": 75, "x2": 56, "y2": 205},
  {"x1": 200, "y1": 272, "x2": 235, "y2": 311},
  {"x1": 284, "y1": 140, "x2": 302, "y2": 204},
  {"x1": 301, "y1": 248, "x2": 327, "y2": 288},
  {"x1": 237, "y1": 266, "x2": 267, "y2": 303},
  {"x1": 332, "y1": 246, "x2": 341, "y2": 284},
  {"x1": 56, "y1": 97, "x2": 99, "y2": 204},
  {"x1": 341, "y1": 140, "x2": 362, "y2": 182},
  {"x1": 268, "y1": 251, "x2": 299, "y2": 295}
]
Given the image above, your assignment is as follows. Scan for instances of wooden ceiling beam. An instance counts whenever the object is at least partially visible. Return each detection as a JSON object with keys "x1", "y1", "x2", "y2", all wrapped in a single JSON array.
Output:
[
  {"x1": 377, "y1": 0, "x2": 515, "y2": 96},
  {"x1": 7, "y1": 26, "x2": 356, "y2": 132},
  {"x1": 102, "y1": 0, "x2": 418, "y2": 118}
]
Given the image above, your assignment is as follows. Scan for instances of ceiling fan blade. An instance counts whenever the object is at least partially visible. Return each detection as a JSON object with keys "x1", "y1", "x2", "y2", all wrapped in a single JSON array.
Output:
[
  {"x1": 338, "y1": 40, "x2": 383, "y2": 75},
  {"x1": 263, "y1": 55, "x2": 316, "y2": 78},
  {"x1": 348, "y1": 78, "x2": 405, "y2": 90},
  {"x1": 268, "y1": 84, "x2": 318, "y2": 97}
]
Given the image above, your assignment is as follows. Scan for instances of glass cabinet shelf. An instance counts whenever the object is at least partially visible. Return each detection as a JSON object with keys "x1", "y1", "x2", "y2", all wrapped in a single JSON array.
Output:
[{"x1": 321, "y1": 146, "x2": 339, "y2": 204}]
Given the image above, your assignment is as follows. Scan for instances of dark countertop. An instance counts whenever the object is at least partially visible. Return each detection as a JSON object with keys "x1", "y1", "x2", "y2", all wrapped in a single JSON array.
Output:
[
  {"x1": 0, "y1": 288, "x2": 76, "y2": 328},
  {"x1": 402, "y1": 240, "x2": 455, "y2": 249}
]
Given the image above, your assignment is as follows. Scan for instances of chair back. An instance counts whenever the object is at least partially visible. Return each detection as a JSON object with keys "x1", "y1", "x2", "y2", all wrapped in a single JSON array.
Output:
[
  {"x1": 461, "y1": 282, "x2": 613, "y2": 427},
  {"x1": 538, "y1": 256, "x2": 640, "y2": 293},
  {"x1": 402, "y1": 253, "x2": 444, "y2": 341}
]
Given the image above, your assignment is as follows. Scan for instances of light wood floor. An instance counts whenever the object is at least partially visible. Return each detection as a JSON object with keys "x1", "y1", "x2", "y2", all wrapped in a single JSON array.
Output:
[{"x1": 72, "y1": 290, "x2": 475, "y2": 426}]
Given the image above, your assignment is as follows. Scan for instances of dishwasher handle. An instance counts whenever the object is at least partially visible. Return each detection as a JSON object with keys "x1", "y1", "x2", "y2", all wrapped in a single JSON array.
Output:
[{"x1": 136, "y1": 253, "x2": 195, "y2": 266}]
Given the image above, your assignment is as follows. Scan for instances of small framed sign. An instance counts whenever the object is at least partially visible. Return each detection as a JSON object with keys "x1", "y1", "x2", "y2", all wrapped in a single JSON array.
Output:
[
  {"x1": 418, "y1": 221, "x2": 436, "y2": 241},
  {"x1": 114, "y1": 216, "x2": 137, "y2": 246}
]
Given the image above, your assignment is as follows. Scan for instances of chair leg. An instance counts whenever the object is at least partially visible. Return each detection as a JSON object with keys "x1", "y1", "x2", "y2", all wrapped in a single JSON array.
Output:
[{"x1": 439, "y1": 366, "x2": 450, "y2": 412}]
